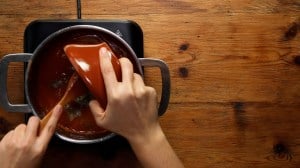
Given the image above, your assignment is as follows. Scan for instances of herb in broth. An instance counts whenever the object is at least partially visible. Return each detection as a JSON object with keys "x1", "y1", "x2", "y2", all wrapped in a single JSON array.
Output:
[
  {"x1": 64, "y1": 94, "x2": 91, "y2": 121},
  {"x1": 51, "y1": 73, "x2": 69, "y2": 89},
  {"x1": 74, "y1": 93, "x2": 92, "y2": 106},
  {"x1": 64, "y1": 103, "x2": 81, "y2": 121},
  {"x1": 51, "y1": 79, "x2": 64, "y2": 89}
]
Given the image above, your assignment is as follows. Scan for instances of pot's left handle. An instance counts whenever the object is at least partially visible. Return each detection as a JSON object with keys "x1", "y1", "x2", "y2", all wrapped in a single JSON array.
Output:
[{"x1": 0, "y1": 53, "x2": 32, "y2": 113}]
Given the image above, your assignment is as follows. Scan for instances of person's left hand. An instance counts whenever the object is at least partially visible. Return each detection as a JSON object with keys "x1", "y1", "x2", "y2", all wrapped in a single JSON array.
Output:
[{"x1": 0, "y1": 105, "x2": 63, "y2": 168}]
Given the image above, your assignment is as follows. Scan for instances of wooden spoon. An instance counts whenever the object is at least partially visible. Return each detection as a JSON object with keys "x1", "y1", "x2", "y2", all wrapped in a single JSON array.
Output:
[{"x1": 39, "y1": 72, "x2": 87, "y2": 132}]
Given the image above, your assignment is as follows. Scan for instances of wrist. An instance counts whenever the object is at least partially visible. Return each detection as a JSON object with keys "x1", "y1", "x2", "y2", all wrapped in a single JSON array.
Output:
[
  {"x1": 128, "y1": 124, "x2": 166, "y2": 153},
  {"x1": 127, "y1": 125, "x2": 185, "y2": 168}
]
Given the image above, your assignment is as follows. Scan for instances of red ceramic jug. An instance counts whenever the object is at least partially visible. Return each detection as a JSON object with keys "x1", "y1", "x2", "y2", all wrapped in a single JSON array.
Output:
[{"x1": 64, "y1": 42, "x2": 122, "y2": 108}]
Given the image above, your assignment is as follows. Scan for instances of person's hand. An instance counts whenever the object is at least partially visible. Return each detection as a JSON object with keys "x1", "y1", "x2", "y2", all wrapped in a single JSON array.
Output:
[
  {"x1": 89, "y1": 47, "x2": 160, "y2": 144},
  {"x1": 90, "y1": 47, "x2": 184, "y2": 168},
  {"x1": 0, "y1": 105, "x2": 63, "y2": 168}
]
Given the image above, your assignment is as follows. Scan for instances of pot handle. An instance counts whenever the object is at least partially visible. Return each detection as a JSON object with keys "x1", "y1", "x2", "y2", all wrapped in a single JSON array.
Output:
[
  {"x1": 139, "y1": 58, "x2": 170, "y2": 116},
  {"x1": 0, "y1": 53, "x2": 32, "y2": 113}
]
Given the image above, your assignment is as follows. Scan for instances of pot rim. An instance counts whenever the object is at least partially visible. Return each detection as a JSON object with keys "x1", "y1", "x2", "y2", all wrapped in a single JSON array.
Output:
[{"x1": 25, "y1": 25, "x2": 143, "y2": 144}]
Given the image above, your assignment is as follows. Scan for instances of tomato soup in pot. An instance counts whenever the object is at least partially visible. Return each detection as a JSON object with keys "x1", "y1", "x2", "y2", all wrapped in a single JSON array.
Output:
[{"x1": 27, "y1": 27, "x2": 139, "y2": 140}]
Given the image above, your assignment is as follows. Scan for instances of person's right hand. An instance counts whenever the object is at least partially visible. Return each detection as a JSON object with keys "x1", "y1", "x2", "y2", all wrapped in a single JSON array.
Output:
[
  {"x1": 89, "y1": 47, "x2": 160, "y2": 144},
  {"x1": 90, "y1": 47, "x2": 184, "y2": 168}
]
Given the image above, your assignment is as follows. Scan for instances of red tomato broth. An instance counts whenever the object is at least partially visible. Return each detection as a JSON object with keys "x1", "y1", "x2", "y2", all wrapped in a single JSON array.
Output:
[{"x1": 27, "y1": 28, "x2": 138, "y2": 140}]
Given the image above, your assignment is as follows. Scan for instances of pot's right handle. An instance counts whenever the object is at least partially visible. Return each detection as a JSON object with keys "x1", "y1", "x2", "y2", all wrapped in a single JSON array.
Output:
[
  {"x1": 139, "y1": 58, "x2": 170, "y2": 116},
  {"x1": 0, "y1": 53, "x2": 32, "y2": 113}
]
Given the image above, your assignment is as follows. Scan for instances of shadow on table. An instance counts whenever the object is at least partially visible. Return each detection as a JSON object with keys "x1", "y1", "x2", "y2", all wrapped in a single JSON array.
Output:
[{"x1": 42, "y1": 135, "x2": 141, "y2": 168}]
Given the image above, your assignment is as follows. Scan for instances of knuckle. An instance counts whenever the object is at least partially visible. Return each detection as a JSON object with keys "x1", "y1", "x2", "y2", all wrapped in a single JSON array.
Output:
[
  {"x1": 33, "y1": 146, "x2": 46, "y2": 156},
  {"x1": 15, "y1": 141, "x2": 28, "y2": 151},
  {"x1": 149, "y1": 87, "x2": 156, "y2": 94},
  {"x1": 17, "y1": 136, "x2": 35, "y2": 150},
  {"x1": 124, "y1": 90, "x2": 135, "y2": 100},
  {"x1": 119, "y1": 57, "x2": 131, "y2": 65},
  {"x1": 120, "y1": 58, "x2": 133, "y2": 69},
  {"x1": 146, "y1": 87, "x2": 157, "y2": 96},
  {"x1": 46, "y1": 125, "x2": 55, "y2": 134},
  {"x1": 16, "y1": 123, "x2": 26, "y2": 130},
  {"x1": 135, "y1": 88, "x2": 146, "y2": 99},
  {"x1": 108, "y1": 91, "x2": 120, "y2": 103},
  {"x1": 28, "y1": 116, "x2": 40, "y2": 124},
  {"x1": 109, "y1": 86, "x2": 134, "y2": 102},
  {"x1": 5, "y1": 140, "x2": 14, "y2": 149},
  {"x1": 134, "y1": 73, "x2": 143, "y2": 80},
  {"x1": 102, "y1": 64, "x2": 115, "y2": 75}
]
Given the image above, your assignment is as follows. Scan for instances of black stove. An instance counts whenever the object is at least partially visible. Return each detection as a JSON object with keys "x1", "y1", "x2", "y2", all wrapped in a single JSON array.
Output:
[{"x1": 24, "y1": 19, "x2": 143, "y2": 58}]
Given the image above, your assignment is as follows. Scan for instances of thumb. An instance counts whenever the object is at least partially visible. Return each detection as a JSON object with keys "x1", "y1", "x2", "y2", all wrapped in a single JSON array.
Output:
[{"x1": 89, "y1": 100, "x2": 106, "y2": 126}]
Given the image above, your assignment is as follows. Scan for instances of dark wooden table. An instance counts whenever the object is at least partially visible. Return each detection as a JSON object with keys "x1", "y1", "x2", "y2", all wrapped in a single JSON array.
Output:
[{"x1": 1, "y1": 1, "x2": 300, "y2": 167}]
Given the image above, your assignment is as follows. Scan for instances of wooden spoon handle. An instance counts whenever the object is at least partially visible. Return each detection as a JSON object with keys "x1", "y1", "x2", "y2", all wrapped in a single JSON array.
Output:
[
  {"x1": 38, "y1": 72, "x2": 80, "y2": 133},
  {"x1": 39, "y1": 110, "x2": 53, "y2": 133}
]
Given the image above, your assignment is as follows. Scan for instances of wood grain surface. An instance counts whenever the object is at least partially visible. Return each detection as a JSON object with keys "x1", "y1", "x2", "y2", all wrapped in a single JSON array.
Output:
[{"x1": 1, "y1": 0, "x2": 300, "y2": 167}]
